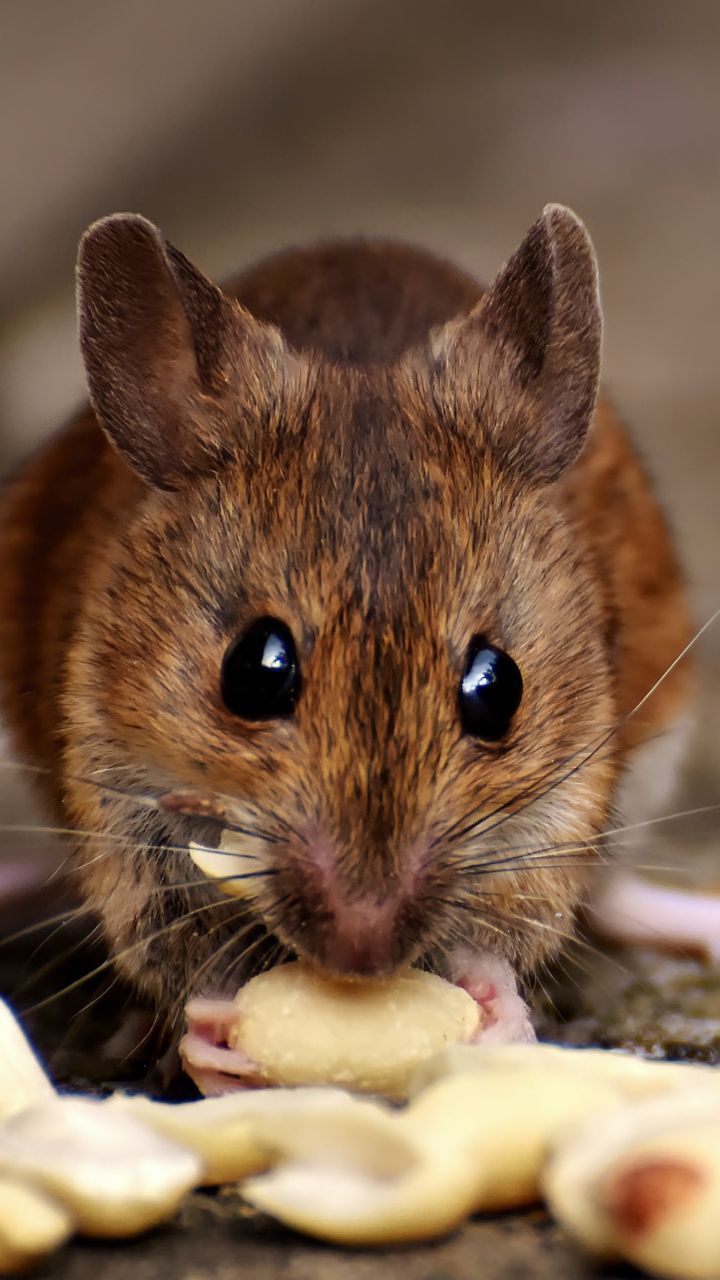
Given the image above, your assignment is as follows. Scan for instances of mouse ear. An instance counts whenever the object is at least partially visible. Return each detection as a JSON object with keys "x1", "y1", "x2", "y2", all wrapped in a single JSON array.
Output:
[
  {"x1": 430, "y1": 204, "x2": 602, "y2": 483},
  {"x1": 77, "y1": 214, "x2": 290, "y2": 490}
]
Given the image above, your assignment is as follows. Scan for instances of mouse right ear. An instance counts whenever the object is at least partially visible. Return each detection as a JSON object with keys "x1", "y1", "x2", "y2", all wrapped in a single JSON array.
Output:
[
  {"x1": 428, "y1": 204, "x2": 602, "y2": 484},
  {"x1": 77, "y1": 214, "x2": 293, "y2": 490}
]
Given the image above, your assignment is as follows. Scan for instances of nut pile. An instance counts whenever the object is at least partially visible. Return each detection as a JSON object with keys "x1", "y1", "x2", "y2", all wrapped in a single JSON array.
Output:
[{"x1": 2, "y1": 993, "x2": 720, "y2": 1276}]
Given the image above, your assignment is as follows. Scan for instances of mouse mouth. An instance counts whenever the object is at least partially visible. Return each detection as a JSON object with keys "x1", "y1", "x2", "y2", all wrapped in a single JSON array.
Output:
[{"x1": 179, "y1": 827, "x2": 535, "y2": 1092}]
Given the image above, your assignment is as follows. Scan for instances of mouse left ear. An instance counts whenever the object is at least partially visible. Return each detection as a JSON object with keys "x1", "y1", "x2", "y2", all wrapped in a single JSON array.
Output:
[
  {"x1": 428, "y1": 204, "x2": 602, "y2": 483},
  {"x1": 77, "y1": 214, "x2": 294, "y2": 490}
]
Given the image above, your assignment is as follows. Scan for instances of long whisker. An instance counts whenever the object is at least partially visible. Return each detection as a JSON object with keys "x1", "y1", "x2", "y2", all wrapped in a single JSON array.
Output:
[
  {"x1": 434, "y1": 741, "x2": 620, "y2": 861},
  {"x1": 12, "y1": 922, "x2": 105, "y2": 999},
  {"x1": 448, "y1": 802, "x2": 720, "y2": 881},
  {"x1": 172, "y1": 910, "x2": 255, "y2": 1013},
  {"x1": 463, "y1": 899, "x2": 620, "y2": 982},
  {"x1": 170, "y1": 919, "x2": 275, "y2": 1033},
  {"x1": 0, "y1": 863, "x2": 279, "y2": 953},
  {"x1": 0, "y1": 761, "x2": 291, "y2": 846},
  {"x1": 0, "y1": 904, "x2": 97, "y2": 948},
  {"x1": 20, "y1": 896, "x2": 247, "y2": 1016}
]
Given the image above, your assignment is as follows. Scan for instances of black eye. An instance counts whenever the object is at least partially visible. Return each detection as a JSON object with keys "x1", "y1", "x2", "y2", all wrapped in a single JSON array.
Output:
[
  {"x1": 459, "y1": 637, "x2": 523, "y2": 741},
  {"x1": 221, "y1": 617, "x2": 300, "y2": 721}
]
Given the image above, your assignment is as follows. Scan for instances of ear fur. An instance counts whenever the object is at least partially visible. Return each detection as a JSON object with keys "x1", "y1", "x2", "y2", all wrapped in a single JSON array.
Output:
[
  {"x1": 77, "y1": 214, "x2": 288, "y2": 489},
  {"x1": 431, "y1": 204, "x2": 602, "y2": 483}
]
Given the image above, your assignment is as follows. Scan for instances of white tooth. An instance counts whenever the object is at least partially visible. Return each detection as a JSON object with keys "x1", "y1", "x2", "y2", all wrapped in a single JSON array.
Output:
[{"x1": 188, "y1": 829, "x2": 257, "y2": 898}]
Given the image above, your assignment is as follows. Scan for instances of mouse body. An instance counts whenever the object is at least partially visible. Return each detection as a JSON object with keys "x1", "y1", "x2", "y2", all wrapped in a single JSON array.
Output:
[{"x1": 0, "y1": 207, "x2": 694, "y2": 1040}]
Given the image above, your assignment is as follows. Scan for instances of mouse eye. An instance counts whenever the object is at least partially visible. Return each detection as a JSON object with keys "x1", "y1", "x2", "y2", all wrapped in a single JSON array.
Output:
[
  {"x1": 221, "y1": 617, "x2": 301, "y2": 721},
  {"x1": 459, "y1": 637, "x2": 523, "y2": 741}
]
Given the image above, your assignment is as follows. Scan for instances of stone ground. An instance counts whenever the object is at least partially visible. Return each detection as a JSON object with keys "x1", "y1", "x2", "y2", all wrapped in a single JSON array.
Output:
[{"x1": 2, "y1": 0, "x2": 720, "y2": 1276}]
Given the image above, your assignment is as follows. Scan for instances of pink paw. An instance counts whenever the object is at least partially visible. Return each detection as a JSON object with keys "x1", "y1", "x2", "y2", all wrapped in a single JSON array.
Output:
[{"x1": 450, "y1": 950, "x2": 536, "y2": 1044}]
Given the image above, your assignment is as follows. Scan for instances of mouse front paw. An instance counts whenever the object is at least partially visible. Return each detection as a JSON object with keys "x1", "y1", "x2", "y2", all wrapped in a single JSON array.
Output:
[{"x1": 449, "y1": 950, "x2": 536, "y2": 1044}]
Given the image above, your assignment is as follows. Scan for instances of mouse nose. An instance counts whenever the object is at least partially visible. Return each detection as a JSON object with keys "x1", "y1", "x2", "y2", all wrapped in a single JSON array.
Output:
[
  {"x1": 311, "y1": 896, "x2": 404, "y2": 977},
  {"x1": 272, "y1": 830, "x2": 428, "y2": 977}
]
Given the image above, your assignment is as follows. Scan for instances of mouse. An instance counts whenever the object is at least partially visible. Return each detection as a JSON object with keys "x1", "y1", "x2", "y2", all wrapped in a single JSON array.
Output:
[{"x1": 0, "y1": 204, "x2": 697, "y2": 1068}]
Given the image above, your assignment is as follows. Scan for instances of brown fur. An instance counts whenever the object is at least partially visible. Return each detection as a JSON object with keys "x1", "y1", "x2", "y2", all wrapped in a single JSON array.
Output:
[{"x1": 0, "y1": 207, "x2": 693, "y2": 1022}]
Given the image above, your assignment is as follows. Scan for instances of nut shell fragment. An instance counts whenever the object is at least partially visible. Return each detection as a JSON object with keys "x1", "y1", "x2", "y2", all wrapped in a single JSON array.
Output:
[
  {"x1": 240, "y1": 1092, "x2": 482, "y2": 1245},
  {"x1": 413, "y1": 1041, "x2": 719, "y2": 1100},
  {"x1": 602, "y1": 1122, "x2": 720, "y2": 1279},
  {"x1": 543, "y1": 1089, "x2": 720, "y2": 1266},
  {"x1": 400, "y1": 1068, "x2": 621, "y2": 1212}
]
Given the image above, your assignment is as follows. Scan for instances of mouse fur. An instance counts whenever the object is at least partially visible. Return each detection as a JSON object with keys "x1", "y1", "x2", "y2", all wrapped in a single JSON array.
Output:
[{"x1": 0, "y1": 206, "x2": 694, "y2": 1027}]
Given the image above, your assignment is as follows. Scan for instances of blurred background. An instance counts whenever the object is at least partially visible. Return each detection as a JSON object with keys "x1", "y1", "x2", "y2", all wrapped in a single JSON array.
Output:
[{"x1": 0, "y1": 0, "x2": 718, "y2": 849}]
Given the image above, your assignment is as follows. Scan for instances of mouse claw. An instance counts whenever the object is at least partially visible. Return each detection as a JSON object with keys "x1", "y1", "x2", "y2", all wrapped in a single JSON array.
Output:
[{"x1": 449, "y1": 950, "x2": 536, "y2": 1044}]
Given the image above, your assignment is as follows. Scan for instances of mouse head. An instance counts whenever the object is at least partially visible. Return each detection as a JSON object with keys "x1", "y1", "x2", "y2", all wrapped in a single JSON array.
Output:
[{"x1": 69, "y1": 206, "x2": 614, "y2": 1011}]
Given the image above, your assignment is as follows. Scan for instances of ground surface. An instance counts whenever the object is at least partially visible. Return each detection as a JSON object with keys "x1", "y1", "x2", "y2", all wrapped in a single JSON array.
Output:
[
  {"x1": 26, "y1": 1207, "x2": 638, "y2": 1280},
  {"x1": 3, "y1": 913, "x2": 719, "y2": 1280}
]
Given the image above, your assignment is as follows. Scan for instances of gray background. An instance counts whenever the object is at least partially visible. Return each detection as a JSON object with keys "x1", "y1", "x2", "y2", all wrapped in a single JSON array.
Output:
[{"x1": 1, "y1": 0, "x2": 718, "y2": 845}]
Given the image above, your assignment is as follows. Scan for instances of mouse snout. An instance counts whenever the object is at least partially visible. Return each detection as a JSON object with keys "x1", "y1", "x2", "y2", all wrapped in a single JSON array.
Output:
[
  {"x1": 309, "y1": 896, "x2": 403, "y2": 976},
  {"x1": 274, "y1": 834, "x2": 426, "y2": 978}
]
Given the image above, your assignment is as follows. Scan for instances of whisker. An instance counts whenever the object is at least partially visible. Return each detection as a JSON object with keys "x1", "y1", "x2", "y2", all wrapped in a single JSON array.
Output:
[
  {"x1": 215, "y1": 929, "x2": 278, "y2": 991},
  {"x1": 432, "y1": 746, "x2": 592, "y2": 850},
  {"x1": 477, "y1": 904, "x2": 617, "y2": 981},
  {"x1": 630, "y1": 605, "x2": 720, "y2": 720},
  {"x1": 446, "y1": 839, "x2": 606, "y2": 876},
  {"x1": 10, "y1": 923, "x2": 105, "y2": 1003},
  {"x1": 172, "y1": 909, "x2": 255, "y2": 1015},
  {"x1": 0, "y1": 761, "x2": 290, "y2": 847},
  {"x1": 20, "y1": 896, "x2": 246, "y2": 1016},
  {"x1": 447, "y1": 801, "x2": 720, "y2": 883},
  {"x1": 0, "y1": 825, "x2": 274, "y2": 868},
  {"x1": 171, "y1": 919, "x2": 277, "y2": 1033},
  {"x1": 442, "y1": 738, "x2": 624, "y2": 853},
  {"x1": 594, "y1": 803, "x2": 720, "y2": 844},
  {"x1": 0, "y1": 905, "x2": 97, "y2": 948}
]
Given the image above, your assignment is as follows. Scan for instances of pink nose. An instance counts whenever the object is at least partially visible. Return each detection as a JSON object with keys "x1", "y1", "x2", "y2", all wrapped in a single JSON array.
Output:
[
  {"x1": 275, "y1": 830, "x2": 424, "y2": 977},
  {"x1": 311, "y1": 895, "x2": 404, "y2": 977}
]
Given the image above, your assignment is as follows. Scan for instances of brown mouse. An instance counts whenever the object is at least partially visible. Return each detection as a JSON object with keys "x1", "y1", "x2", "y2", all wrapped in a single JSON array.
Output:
[{"x1": 0, "y1": 205, "x2": 694, "y2": 1057}]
